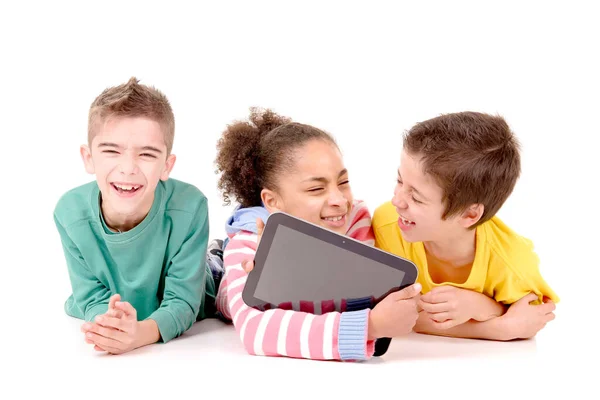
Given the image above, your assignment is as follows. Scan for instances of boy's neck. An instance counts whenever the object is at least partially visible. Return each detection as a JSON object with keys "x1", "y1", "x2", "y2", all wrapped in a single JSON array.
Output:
[
  {"x1": 101, "y1": 200, "x2": 153, "y2": 233},
  {"x1": 423, "y1": 228, "x2": 477, "y2": 268}
]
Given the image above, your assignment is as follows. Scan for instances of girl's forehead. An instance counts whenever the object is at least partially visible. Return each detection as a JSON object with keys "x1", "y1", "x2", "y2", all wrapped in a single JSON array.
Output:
[{"x1": 289, "y1": 143, "x2": 345, "y2": 176}]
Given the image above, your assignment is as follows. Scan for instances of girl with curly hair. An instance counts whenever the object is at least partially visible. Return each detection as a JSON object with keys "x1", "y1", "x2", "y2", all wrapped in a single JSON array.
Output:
[{"x1": 214, "y1": 107, "x2": 421, "y2": 362}]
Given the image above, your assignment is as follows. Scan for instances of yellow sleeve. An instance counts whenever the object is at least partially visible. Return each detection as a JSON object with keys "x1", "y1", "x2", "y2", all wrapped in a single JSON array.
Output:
[
  {"x1": 372, "y1": 203, "x2": 407, "y2": 258},
  {"x1": 489, "y1": 249, "x2": 560, "y2": 305},
  {"x1": 373, "y1": 223, "x2": 389, "y2": 251}
]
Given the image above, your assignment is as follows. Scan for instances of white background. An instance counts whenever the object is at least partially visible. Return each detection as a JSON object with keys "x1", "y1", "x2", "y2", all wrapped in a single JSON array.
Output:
[{"x1": 1, "y1": 1, "x2": 598, "y2": 399}]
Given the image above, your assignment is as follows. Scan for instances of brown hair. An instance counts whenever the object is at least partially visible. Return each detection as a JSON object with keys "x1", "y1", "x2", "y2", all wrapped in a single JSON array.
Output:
[
  {"x1": 215, "y1": 107, "x2": 338, "y2": 208},
  {"x1": 403, "y1": 111, "x2": 521, "y2": 227},
  {"x1": 88, "y1": 77, "x2": 175, "y2": 154}
]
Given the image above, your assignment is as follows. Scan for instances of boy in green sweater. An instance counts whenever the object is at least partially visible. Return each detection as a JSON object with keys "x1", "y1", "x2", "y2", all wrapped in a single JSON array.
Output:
[{"x1": 54, "y1": 77, "x2": 217, "y2": 355}]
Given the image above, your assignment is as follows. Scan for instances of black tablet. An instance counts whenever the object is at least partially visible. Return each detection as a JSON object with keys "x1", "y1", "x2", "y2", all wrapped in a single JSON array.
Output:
[{"x1": 242, "y1": 211, "x2": 418, "y2": 357}]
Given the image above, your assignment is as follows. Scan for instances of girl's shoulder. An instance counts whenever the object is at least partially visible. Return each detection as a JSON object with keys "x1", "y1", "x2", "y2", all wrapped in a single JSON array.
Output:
[{"x1": 346, "y1": 199, "x2": 375, "y2": 245}]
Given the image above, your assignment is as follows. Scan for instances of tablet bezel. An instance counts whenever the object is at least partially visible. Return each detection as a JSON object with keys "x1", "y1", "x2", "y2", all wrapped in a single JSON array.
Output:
[{"x1": 242, "y1": 211, "x2": 418, "y2": 311}]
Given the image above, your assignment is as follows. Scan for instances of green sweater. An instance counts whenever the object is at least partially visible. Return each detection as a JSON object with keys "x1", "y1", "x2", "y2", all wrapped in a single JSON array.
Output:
[{"x1": 53, "y1": 178, "x2": 215, "y2": 343}]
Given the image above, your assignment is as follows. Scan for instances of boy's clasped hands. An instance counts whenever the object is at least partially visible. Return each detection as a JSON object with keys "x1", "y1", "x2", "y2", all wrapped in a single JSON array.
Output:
[{"x1": 81, "y1": 294, "x2": 143, "y2": 354}]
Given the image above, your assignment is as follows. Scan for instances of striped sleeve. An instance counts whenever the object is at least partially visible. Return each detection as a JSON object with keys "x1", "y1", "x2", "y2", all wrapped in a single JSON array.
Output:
[
  {"x1": 216, "y1": 230, "x2": 373, "y2": 361},
  {"x1": 346, "y1": 200, "x2": 376, "y2": 246}
]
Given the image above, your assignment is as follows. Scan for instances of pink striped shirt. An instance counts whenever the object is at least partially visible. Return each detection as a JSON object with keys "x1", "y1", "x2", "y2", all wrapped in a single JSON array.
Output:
[{"x1": 216, "y1": 200, "x2": 377, "y2": 361}]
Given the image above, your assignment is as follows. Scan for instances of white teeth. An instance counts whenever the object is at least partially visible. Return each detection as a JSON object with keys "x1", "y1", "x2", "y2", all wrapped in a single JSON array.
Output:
[
  {"x1": 324, "y1": 215, "x2": 343, "y2": 222},
  {"x1": 402, "y1": 217, "x2": 414, "y2": 225},
  {"x1": 114, "y1": 184, "x2": 139, "y2": 191}
]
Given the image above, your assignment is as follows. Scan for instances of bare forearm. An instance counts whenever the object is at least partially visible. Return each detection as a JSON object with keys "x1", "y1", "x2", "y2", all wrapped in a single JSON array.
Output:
[
  {"x1": 136, "y1": 319, "x2": 161, "y2": 348},
  {"x1": 472, "y1": 294, "x2": 506, "y2": 322},
  {"x1": 414, "y1": 312, "x2": 514, "y2": 341}
]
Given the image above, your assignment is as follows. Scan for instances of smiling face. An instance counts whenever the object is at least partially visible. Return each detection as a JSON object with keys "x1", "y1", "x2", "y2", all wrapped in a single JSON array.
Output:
[
  {"x1": 391, "y1": 149, "x2": 466, "y2": 243},
  {"x1": 81, "y1": 116, "x2": 176, "y2": 230},
  {"x1": 261, "y1": 139, "x2": 353, "y2": 235}
]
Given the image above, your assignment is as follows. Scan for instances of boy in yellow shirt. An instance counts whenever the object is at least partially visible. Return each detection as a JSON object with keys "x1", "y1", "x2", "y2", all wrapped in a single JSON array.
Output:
[{"x1": 372, "y1": 111, "x2": 558, "y2": 340}]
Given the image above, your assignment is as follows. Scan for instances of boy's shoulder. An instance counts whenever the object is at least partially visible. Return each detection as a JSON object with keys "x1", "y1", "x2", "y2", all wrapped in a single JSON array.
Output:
[
  {"x1": 161, "y1": 178, "x2": 208, "y2": 215},
  {"x1": 54, "y1": 181, "x2": 99, "y2": 228},
  {"x1": 481, "y1": 216, "x2": 559, "y2": 303},
  {"x1": 481, "y1": 216, "x2": 539, "y2": 275},
  {"x1": 372, "y1": 201, "x2": 398, "y2": 230}
]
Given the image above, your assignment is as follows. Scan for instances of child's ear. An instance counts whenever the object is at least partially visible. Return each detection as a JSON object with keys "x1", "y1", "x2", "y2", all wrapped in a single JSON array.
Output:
[
  {"x1": 80, "y1": 145, "x2": 95, "y2": 174},
  {"x1": 261, "y1": 188, "x2": 282, "y2": 213},
  {"x1": 160, "y1": 154, "x2": 176, "y2": 181},
  {"x1": 461, "y1": 203, "x2": 484, "y2": 228}
]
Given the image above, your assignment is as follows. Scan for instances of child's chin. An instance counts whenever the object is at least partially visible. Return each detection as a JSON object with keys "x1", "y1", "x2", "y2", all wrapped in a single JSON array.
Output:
[
  {"x1": 399, "y1": 232, "x2": 421, "y2": 243},
  {"x1": 329, "y1": 225, "x2": 348, "y2": 235},
  {"x1": 108, "y1": 200, "x2": 140, "y2": 215}
]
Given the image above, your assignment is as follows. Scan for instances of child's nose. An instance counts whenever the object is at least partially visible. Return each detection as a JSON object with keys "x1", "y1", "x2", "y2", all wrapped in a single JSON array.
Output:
[
  {"x1": 328, "y1": 188, "x2": 347, "y2": 206},
  {"x1": 119, "y1": 157, "x2": 139, "y2": 175},
  {"x1": 392, "y1": 191, "x2": 408, "y2": 209}
]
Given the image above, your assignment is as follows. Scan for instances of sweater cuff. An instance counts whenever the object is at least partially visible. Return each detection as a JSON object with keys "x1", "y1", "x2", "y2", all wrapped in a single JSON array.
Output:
[
  {"x1": 84, "y1": 303, "x2": 109, "y2": 322},
  {"x1": 338, "y1": 308, "x2": 371, "y2": 361},
  {"x1": 148, "y1": 309, "x2": 177, "y2": 343}
]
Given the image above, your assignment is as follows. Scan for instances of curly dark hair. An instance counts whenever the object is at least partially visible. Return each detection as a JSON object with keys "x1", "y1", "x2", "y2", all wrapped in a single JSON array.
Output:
[{"x1": 215, "y1": 107, "x2": 337, "y2": 208}]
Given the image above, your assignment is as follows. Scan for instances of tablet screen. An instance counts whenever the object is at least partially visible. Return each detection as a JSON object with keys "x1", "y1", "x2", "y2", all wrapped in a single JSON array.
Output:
[{"x1": 254, "y1": 224, "x2": 406, "y2": 307}]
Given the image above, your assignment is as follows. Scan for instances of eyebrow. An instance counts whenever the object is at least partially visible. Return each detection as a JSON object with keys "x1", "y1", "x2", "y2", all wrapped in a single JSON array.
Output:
[
  {"x1": 397, "y1": 170, "x2": 429, "y2": 201},
  {"x1": 98, "y1": 142, "x2": 120, "y2": 149},
  {"x1": 97, "y1": 142, "x2": 162, "y2": 154},
  {"x1": 140, "y1": 146, "x2": 162, "y2": 154},
  {"x1": 302, "y1": 168, "x2": 348, "y2": 184}
]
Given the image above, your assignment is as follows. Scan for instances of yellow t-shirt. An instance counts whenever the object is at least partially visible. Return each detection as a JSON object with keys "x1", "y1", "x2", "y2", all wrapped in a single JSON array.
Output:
[{"x1": 372, "y1": 202, "x2": 559, "y2": 305}]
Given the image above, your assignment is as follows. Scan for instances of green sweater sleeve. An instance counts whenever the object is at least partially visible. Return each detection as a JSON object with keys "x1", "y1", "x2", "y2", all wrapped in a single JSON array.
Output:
[
  {"x1": 54, "y1": 214, "x2": 111, "y2": 321},
  {"x1": 147, "y1": 197, "x2": 210, "y2": 343}
]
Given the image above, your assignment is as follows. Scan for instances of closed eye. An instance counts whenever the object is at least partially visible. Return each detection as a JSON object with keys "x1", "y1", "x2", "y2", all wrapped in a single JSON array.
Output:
[{"x1": 140, "y1": 153, "x2": 157, "y2": 158}]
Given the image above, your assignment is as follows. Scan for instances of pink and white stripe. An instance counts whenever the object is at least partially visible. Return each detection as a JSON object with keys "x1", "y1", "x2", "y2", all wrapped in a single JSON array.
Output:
[{"x1": 215, "y1": 200, "x2": 375, "y2": 360}]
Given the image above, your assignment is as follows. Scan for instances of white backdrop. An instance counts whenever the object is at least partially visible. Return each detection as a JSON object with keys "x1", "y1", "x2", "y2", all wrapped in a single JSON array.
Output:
[{"x1": 1, "y1": 1, "x2": 597, "y2": 398}]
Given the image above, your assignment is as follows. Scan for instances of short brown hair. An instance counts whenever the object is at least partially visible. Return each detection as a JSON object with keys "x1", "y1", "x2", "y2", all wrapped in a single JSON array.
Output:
[
  {"x1": 215, "y1": 107, "x2": 338, "y2": 208},
  {"x1": 88, "y1": 77, "x2": 175, "y2": 154},
  {"x1": 403, "y1": 111, "x2": 521, "y2": 227}
]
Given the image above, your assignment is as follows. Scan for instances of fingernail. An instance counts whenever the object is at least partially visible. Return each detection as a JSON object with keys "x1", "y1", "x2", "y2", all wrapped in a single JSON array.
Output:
[
  {"x1": 96, "y1": 316, "x2": 103, "y2": 323},
  {"x1": 86, "y1": 332, "x2": 92, "y2": 338},
  {"x1": 116, "y1": 301, "x2": 122, "y2": 306}
]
